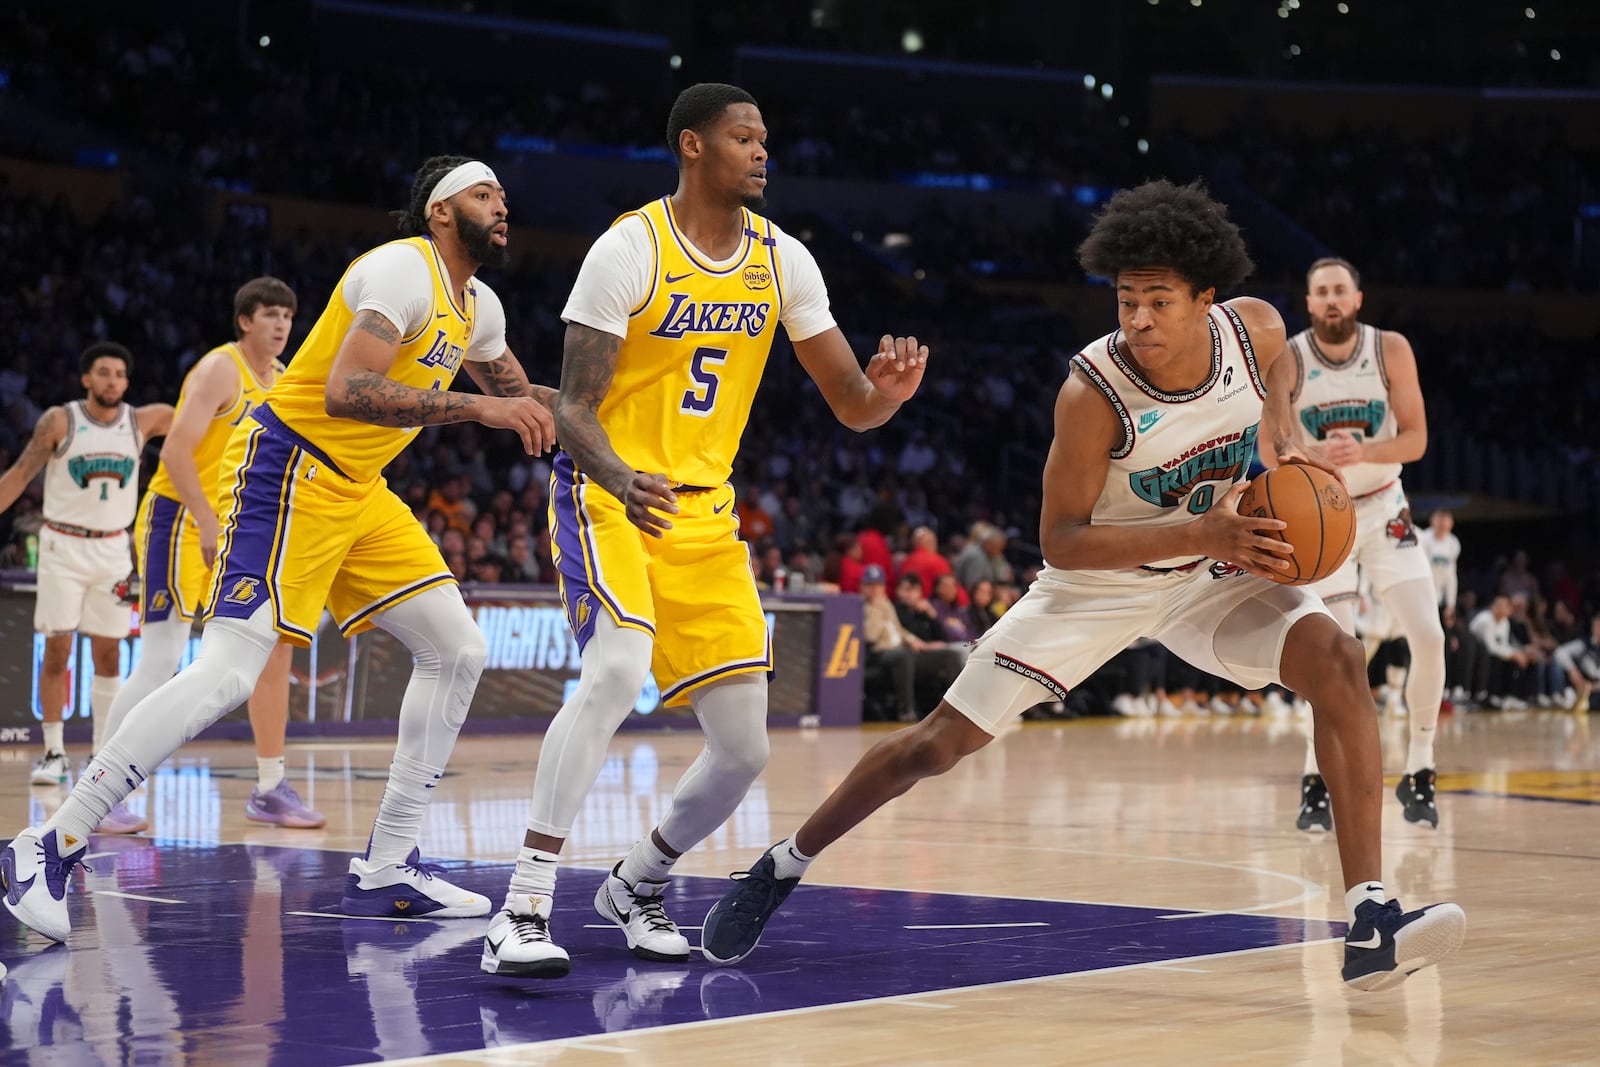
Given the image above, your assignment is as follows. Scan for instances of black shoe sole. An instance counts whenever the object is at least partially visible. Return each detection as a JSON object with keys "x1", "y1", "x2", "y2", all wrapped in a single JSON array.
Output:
[
  {"x1": 630, "y1": 944, "x2": 692, "y2": 963},
  {"x1": 482, "y1": 957, "x2": 571, "y2": 979}
]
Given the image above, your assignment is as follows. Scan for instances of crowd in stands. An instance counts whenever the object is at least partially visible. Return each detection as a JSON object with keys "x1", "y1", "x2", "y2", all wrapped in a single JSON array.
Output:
[
  {"x1": 7, "y1": 9, "x2": 1593, "y2": 295},
  {"x1": 1193, "y1": 118, "x2": 1597, "y2": 293}
]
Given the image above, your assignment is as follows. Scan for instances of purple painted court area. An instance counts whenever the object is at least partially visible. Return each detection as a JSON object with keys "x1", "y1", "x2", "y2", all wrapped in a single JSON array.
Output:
[{"x1": 0, "y1": 840, "x2": 1342, "y2": 1064}]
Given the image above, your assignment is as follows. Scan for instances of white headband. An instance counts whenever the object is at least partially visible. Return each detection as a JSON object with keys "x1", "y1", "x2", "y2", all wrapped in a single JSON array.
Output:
[{"x1": 426, "y1": 161, "x2": 499, "y2": 214}]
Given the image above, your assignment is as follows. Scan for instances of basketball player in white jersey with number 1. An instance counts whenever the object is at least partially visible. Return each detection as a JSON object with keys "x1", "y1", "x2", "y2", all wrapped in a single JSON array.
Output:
[
  {"x1": 0, "y1": 343, "x2": 172, "y2": 786},
  {"x1": 1263, "y1": 258, "x2": 1446, "y2": 832}
]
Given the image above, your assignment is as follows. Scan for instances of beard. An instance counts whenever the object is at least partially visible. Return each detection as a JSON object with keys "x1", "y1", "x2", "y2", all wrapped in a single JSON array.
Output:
[
  {"x1": 90, "y1": 390, "x2": 122, "y2": 409},
  {"x1": 459, "y1": 215, "x2": 510, "y2": 269},
  {"x1": 1311, "y1": 315, "x2": 1358, "y2": 345}
]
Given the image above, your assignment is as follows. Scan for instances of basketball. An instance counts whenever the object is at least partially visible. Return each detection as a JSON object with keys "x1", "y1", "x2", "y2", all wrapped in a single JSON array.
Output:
[{"x1": 1238, "y1": 464, "x2": 1356, "y2": 585}]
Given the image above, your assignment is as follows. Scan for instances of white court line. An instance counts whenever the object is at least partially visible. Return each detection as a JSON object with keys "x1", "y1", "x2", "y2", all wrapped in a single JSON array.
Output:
[
  {"x1": 904, "y1": 922, "x2": 1049, "y2": 930},
  {"x1": 93, "y1": 890, "x2": 183, "y2": 904},
  {"x1": 583, "y1": 923, "x2": 703, "y2": 931},
  {"x1": 376, "y1": 937, "x2": 1344, "y2": 1066}
]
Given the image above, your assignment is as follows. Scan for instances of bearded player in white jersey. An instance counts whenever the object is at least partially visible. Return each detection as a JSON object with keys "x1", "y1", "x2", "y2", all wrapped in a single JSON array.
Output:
[
  {"x1": 0, "y1": 343, "x2": 172, "y2": 786},
  {"x1": 1265, "y1": 258, "x2": 1446, "y2": 833},
  {"x1": 701, "y1": 182, "x2": 1465, "y2": 994}
]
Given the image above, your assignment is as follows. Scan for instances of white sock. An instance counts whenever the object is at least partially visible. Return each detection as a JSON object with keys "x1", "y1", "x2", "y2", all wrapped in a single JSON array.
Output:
[
  {"x1": 90, "y1": 675, "x2": 120, "y2": 752},
  {"x1": 618, "y1": 834, "x2": 677, "y2": 887},
  {"x1": 42, "y1": 721, "x2": 64, "y2": 756},
  {"x1": 1346, "y1": 880, "x2": 1387, "y2": 925},
  {"x1": 1406, "y1": 729, "x2": 1436, "y2": 775},
  {"x1": 505, "y1": 845, "x2": 560, "y2": 908},
  {"x1": 771, "y1": 835, "x2": 816, "y2": 881},
  {"x1": 257, "y1": 755, "x2": 285, "y2": 791},
  {"x1": 367, "y1": 752, "x2": 441, "y2": 865},
  {"x1": 1302, "y1": 730, "x2": 1319, "y2": 777},
  {"x1": 49, "y1": 736, "x2": 149, "y2": 844}
]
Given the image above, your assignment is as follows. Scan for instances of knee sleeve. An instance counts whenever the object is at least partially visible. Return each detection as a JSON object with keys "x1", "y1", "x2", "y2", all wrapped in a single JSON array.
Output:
[
  {"x1": 525, "y1": 613, "x2": 655, "y2": 838},
  {"x1": 656, "y1": 674, "x2": 770, "y2": 851},
  {"x1": 372, "y1": 584, "x2": 488, "y2": 766}
]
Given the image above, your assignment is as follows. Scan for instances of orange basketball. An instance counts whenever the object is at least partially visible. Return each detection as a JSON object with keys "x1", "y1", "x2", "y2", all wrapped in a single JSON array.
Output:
[{"x1": 1237, "y1": 464, "x2": 1356, "y2": 585}]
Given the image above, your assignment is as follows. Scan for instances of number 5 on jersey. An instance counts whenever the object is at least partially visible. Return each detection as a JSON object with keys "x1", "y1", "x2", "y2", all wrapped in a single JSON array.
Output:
[{"x1": 681, "y1": 346, "x2": 727, "y2": 416}]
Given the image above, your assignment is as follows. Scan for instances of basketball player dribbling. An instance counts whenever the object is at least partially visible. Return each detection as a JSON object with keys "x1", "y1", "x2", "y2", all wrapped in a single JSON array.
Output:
[
  {"x1": 479, "y1": 82, "x2": 928, "y2": 979},
  {"x1": 1264, "y1": 258, "x2": 1446, "y2": 832},
  {"x1": 702, "y1": 181, "x2": 1465, "y2": 992},
  {"x1": 0, "y1": 344, "x2": 171, "y2": 789},
  {"x1": 2, "y1": 156, "x2": 557, "y2": 943},
  {"x1": 97, "y1": 277, "x2": 325, "y2": 835}
]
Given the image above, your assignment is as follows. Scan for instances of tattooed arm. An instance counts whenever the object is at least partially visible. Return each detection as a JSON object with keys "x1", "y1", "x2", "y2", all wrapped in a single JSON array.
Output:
[
  {"x1": 325, "y1": 311, "x2": 555, "y2": 453},
  {"x1": 555, "y1": 323, "x2": 677, "y2": 536},
  {"x1": 325, "y1": 311, "x2": 482, "y2": 426},
  {"x1": 463, "y1": 348, "x2": 559, "y2": 411},
  {"x1": 0, "y1": 407, "x2": 66, "y2": 514}
]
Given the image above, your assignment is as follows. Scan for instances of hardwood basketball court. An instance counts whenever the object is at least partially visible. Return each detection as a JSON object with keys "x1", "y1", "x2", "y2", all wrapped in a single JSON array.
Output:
[{"x1": 1, "y1": 706, "x2": 1593, "y2": 1065}]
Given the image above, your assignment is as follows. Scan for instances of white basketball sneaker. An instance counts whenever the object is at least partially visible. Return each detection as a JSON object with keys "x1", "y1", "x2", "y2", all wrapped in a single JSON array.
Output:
[
  {"x1": 29, "y1": 753, "x2": 69, "y2": 787},
  {"x1": 593, "y1": 862, "x2": 691, "y2": 962},
  {"x1": 1, "y1": 826, "x2": 89, "y2": 942},
  {"x1": 340, "y1": 848, "x2": 490, "y2": 919},
  {"x1": 480, "y1": 893, "x2": 571, "y2": 979}
]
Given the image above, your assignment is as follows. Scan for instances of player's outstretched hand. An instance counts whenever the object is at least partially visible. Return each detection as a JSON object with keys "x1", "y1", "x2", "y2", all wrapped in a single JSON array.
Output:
[
  {"x1": 624, "y1": 473, "x2": 678, "y2": 538},
  {"x1": 1198, "y1": 482, "x2": 1294, "y2": 579},
  {"x1": 480, "y1": 396, "x2": 556, "y2": 454},
  {"x1": 865, "y1": 335, "x2": 928, "y2": 403}
]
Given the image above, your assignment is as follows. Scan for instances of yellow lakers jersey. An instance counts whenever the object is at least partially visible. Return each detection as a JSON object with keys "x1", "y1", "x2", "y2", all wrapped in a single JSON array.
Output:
[
  {"x1": 147, "y1": 343, "x2": 282, "y2": 507},
  {"x1": 595, "y1": 197, "x2": 785, "y2": 488},
  {"x1": 268, "y1": 236, "x2": 477, "y2": 483}
]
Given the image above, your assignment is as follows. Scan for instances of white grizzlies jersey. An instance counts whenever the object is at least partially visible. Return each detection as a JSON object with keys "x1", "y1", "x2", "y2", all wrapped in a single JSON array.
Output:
[
  {"x1": 1069, "y1": 303, "x2": 1266, "y2": 571},
  {"x1": 42, "y1": 401, "x2": 142, "y2": 532},
  {"x1": 1285, "y1": 323, "x2": 1401, "y2": 497}
]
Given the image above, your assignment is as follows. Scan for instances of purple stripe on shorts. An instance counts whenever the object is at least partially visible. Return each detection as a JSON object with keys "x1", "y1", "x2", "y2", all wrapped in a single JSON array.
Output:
[
  {"x1": 140, "y1": 494, "x2": 185, "y2": 623},
  {"x1": 207, "y1": 424, "x2": 298, "y2": 632},
  {"x1": 661, "y1": 655, "x2": 774, "y2": 704},
  {"x1": 549, "y1": 452, "x2": 651, "y2": 650}
]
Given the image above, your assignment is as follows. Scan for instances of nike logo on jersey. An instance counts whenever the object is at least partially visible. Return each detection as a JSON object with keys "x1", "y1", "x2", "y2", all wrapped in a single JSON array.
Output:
[
  {"x1": 713, "y1": 499, "x2": 730, "y2": 514},
  {"x1": 1347, "y1": 930, "x2": 1384, "y2": 949},
  {"x1": 1137, "y1": 410, "x2": 1164, "y2": 432},
  {"x1": 665, "y1": 271, "x2": 695, "y2": 284}
]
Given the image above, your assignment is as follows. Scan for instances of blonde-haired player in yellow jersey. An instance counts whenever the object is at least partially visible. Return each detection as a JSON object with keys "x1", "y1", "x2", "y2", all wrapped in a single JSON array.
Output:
[
  {"x1": 94, "y1": 277, "x2": 325, "y2": 836},
  {"x1": 3, "y1": 156, "x2": 557, "y2": 943},
  {"x1": 481, "y1": 83, "x2": 928, "y2": 979}
]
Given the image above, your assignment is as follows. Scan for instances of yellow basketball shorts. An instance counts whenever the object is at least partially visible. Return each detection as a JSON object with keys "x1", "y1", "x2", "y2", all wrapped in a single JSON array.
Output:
[
  {"x1": 548, "y1": 451, "x2": 770, "y2": 706},
  {"x1": 133, "y1": 491, "x2": 211, "y2": 623},
  {"x1": 204, "y1": 406, "x2": 454, "y2": 646}
]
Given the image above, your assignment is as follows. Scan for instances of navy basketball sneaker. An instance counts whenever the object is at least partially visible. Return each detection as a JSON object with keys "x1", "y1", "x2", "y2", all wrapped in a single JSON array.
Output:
[
  {"x1": 1342, "y1": 898, "x2": 1466, "y2": 990},
  {"x1": 701, "y1": 845, "x2": 800, "y2": 966}
]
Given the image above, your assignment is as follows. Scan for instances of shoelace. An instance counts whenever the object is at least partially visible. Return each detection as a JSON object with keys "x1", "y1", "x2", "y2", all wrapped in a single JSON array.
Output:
[
  {"x1": 507, "y1": 909, "x2": 553, "y2": 944},
  {"x1": 399, "y1": 857, "x2": 447, "y2": 881},
  {"x1": 722, "y1": 869, "x2": 779, "y2": 921},
  {"x1": 626, "y1": 890, "x2": 678, "y2": 933},
  {"x1": 34, "y1": 840, "x2": 91, "y2": 889}
]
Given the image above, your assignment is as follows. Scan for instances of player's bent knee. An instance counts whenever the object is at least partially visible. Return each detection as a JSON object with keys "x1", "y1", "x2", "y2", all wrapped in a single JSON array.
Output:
[
  {"x1": 715, "y1": 734, "x2": 770, "y2": 783},
  {"x1": 453, "y1": 626, "x2": 488, "y2": 683},
  {"x1": 588, "y1": 660, "x2": 652, "y2": 706},
  {"x1": 894, "y1": 710, "x2": 984, "y2": 779}
]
